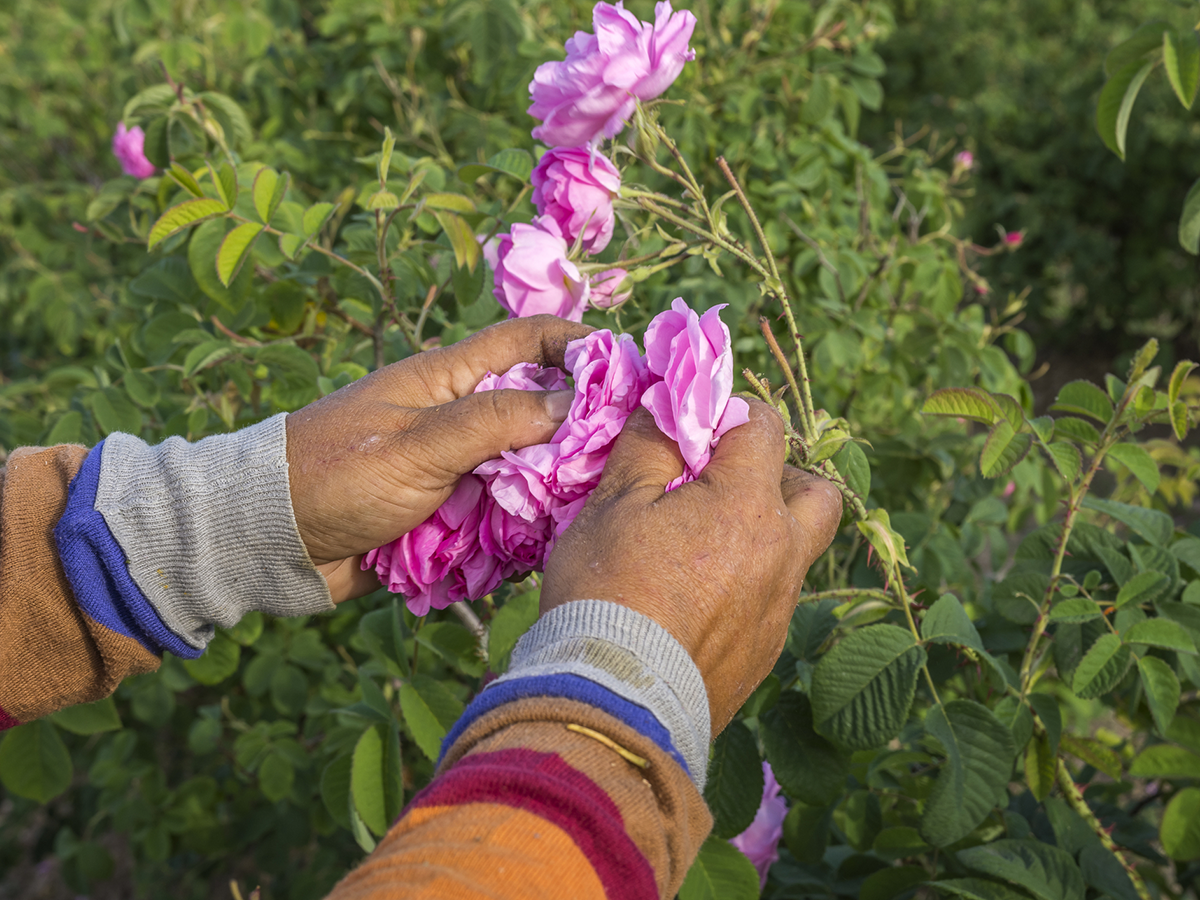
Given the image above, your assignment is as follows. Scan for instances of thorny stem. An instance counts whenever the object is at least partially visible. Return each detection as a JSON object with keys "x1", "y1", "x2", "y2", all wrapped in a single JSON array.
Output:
[
  {"x1": 802, "y1": 587, "x2": 897, "y2": 607},
  {"x1": 1056, "y1": 759, "x2": 1152, "y2": 900}
]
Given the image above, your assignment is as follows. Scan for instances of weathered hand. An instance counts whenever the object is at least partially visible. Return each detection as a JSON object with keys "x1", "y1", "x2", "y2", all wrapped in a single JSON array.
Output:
[
  {"x1": 542, "y1": 400, "x2": 843, "y2": 733},
  {"x1": 286, "y1": 315, "x2": 592, "y2": 602}
]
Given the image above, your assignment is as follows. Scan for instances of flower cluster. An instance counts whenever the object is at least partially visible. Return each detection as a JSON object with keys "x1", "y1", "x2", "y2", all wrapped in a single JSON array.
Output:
[
  {"x1": 730, "y1": 762, "x2": 788, "y2": 888},
  {"x1": 365, "y1": 299, "x2": 749, "y2": 615},
  {"x1": 489, "y1": 1, "x2": 696, "y2": 320}
]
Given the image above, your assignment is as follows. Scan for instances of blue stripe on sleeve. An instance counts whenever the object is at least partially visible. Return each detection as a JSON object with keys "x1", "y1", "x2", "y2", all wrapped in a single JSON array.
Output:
[
  {"x1": 438, "y1": 672, "x2": 688, "y2": 774},
  {"x1": 53, "y1": 441, "x2": 202, "y2": 659}
]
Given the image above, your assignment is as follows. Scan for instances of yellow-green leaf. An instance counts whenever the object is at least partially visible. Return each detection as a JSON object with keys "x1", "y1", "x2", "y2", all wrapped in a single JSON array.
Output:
[
  {"x1": 216, "y1": 222, "x2": 263, "y2": 287},
  {"x1": 424, "y1": 192, "x2": 477, "y2": 214},
  {"x1": 920, "y1": 387, "x2": 998, "y2": 425},
  {"x1": 168, "y1": 162, "x2": 204, "y2": 198},
  {"x1": 1025, "y1": 732, "x2": 1056, "y2": 801},
  {"x1": 253, "y1": 168, "x2": 289, "y2": 225},
  {"x1": 302, "y1": 202, "x2": 335, "y2": 238},
  {"x1": 432, "y1": 210, "x2": 481, "y2": 273},
  {"x1": 367, "y1": 190, "x2": 400, "y2": 210},
  {"x1": 1106, "y1": 442, "x2": 1160, "y2": 493},
  {"x1": 147, "y1": 198, "x2": 227, "y2": 249},
  {"x1": 1164, "y1": 29, "x2": 1200, "y2": 110},
  {"x1": 1181, "y1": 177, "x2": 1200, "y2": 254},
  {"x1": 206, "y1": 160, "x2": 238, "y2": 210}
]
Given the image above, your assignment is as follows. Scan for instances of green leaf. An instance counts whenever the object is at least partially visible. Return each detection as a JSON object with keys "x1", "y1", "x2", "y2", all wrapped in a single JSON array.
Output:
[
  {"x1": 1179, "y1": 177, "x2": 1200, "y2": 255},
  {"x1": 415, "y1": 621, "x2": 485, "y2": 678},
  {"x1": 50, "y1": 697, "x2": 121, "y2": 735},
  {"x1": 1071, "y1": 634, "x2": 1131, "y2": 698},
  {"x1": 921, "y1": 593, "x2": 984, "y2": 651},
  {"x1": 216, "y1": 221, "x2": 263, "y2": 287},
  {"x1": 252, "y1": 168, "x2": 289, "y2": 225},
  {"x1": 378, "y1": 127, "x2": 396, "y2": 183},
  {"x1": 1060, "y1": 733, "x2": 1123, "y2": 780},
  {"x1": 1025, "y1": 732, "x2": 1056, "y2": 801},
  {"x1": 931, "y1": 878, "x2": 1037, "y2": 900},
  {"x1": 488, "y1": 591, "x2": 539, "y2": 674},
  {"x1": 1054, "y1": 417, "x2": 1101, "y2": 445},
  {"x1": 321, "y1": 755, "x2": 352, "y2": 829},
  {"x1": 302, "y1": 202, "x2": 335, "y2": 238},
  {"x1": 129, "y1": 257, "x2": 199, "y2": 304},
  {"x1": 168, "y1": 162, "x2": 205, "y2": 198},
  {"x1": 1045, "y1": 442, "x2": 1082, "y2": 482},
  {"x1": 762, "y1": 691, "x2": 851, "y2": 805},
  {"x1": 857, "y1": 508, "x2": 913, "y2": 572},
  {"x1": 861, "y1": 865, "x2": 927, "y2": 900},
  {"x1": 432, "y1": 210, "x2": 481, "y2": 272},
  {"x1": 0, "y1": 721, "x2": 73, "y2": 803},
  {"x1": 90, "y1": 386, "x2": 142, "y2": 435},
  {"x1": 279, "y1": 233, "x2": 305, "y2": 260},
  {"x1": 1124, "y1": 618, "x2": 1197, "y2": 653},
  {"x1": 991, "y1": 393, "x2": 1026, "y2": 430},
  {"x1": 269, "y1": 664, "x2": 308, "y2": 717},
  {"x1": 182, "y1": 631, "x2": 241, "y2": 685},
  {"x1": 1164, "y1": 29, "x2": 1199, "y2": 109},
  {"x1": 147, "y1": 198, "x2": 227, "y2": 250},
  {"x1": 256, "y1": 344, "x2": 320, "y2": 410},
  {"x1": 351, "y1": 724, "x2": 387, "y2": 836},
  {"x1": 1105, "y1": 20, "x2": 1168, "y2": 76},
  {"x1": 258, "y1": 751, "x2": 294, "y2": 802},
  {"x1": 1082, "y1": 496, "x2": 1173, "y2": 547},
  {"x1": 920, "y1": 387, "x2": 997, "y2": 425},
  {"x1": 1169, "y1": 360, "x2": 1197, "y2": 405},
  {"x1": 873, "y1": 826, "x2": 930, "y2": 861},
  {"x1": 457, "y1": 148, "x2": 535, "y2": 182},
  {"x1": 1096, "y1": 58, "x2": 1154, "y2": 160},
  {"x1": 1161, "y1": 787, "x2": 1200, "y2": 860},
  {"x1": 1138, "y1": 656, "x2": 1180, "y2": 735},
  {"x1": 207, "y1": 161, "x2": 238, "y2": 210},
  {"x1": 399, "y1": 674, "x2": 463, "y2": 762},
  {"x1": 832, "y1": 441, "x2": 871, "y2": 502},
  {"x1": 811, "y1": 625, "x2": 926, "y2": 749},
  {"x1": 981, "y1": 421, "x2": 1033, "y2": 479},
  {"x1": 704, "y1": 721, "x2": 764, "y2": 839},
  {"x1": 957, "y1": 839, "x2": 1085, "y2": 900},
  {"x1": 1114, "y1": 570, "x2": 1170, "y2": 609},
  {"x1": 920, "y1": 700, "x2": 1016, "y2": 847},
  {"x1": 366, "y1": 190, "x2": 399, "y2": 210},
  {"x1": 1106, "y1": 442, "x2": 1160, "y2": 494},
  {"x1": 189, "y1": 218, "x2": 254, "y2": 310},
  {"x1": 181, "y1": 340, "x2": 234, "y2": 379},
  {"x1": 424, "y1": 192, "x2": 477, "y2": 213},
  {"x1": 993, "y1": 571, "x2": 1049, "y2": 625},
  {"x1": 1052, "y1": 380, "x2": 1114, "y2": 423},
  {"x1": 1029, "y1": 694, "x2": 1062, "y2": 755},
  {"x1": 123, "y1": 370, "x2": 161, "y2": 409},
  {"x1": 1050, "y1": 598, "x2": 1104, "y2": 624},
  {"x1": 679, "y1": 835, "x2": 762, "y2": 900},
  {"x1": 1129, "y1": 744, "x2": 1200, "y2": 779},
  {"x1": 226, "y1": 611, "x2": 264, "y2": 646},
  {"x1": 784, "y1": 801, "x2": 833, "y2": 864},
  {"x1": 1078, "y1": 845, "x2": 1139, "y2": 900}
]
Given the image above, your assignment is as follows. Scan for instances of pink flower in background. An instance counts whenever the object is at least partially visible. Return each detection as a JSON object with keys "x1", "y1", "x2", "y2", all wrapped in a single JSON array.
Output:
[
  {"x1": 954, "y1": 150, "x2": 975, "y2": 171},
  {"x1": 589, "y1": 268, "x2": 633, "y2": 309},
  {"x1": 1004, "y1": 230, "x2": 1024, "y2": 248},
  {"x1": 531, "y1": 147, "x2": 622, "y2": 253},
  {"x1": 641, "y1": 298, "x2": 750, "y2": 479},
  {"x1": 528, "y1": 1, "x2": 697, "y2": 148},
  {"x1": 730, "y1": 762, "x2": 788, "y2": 888},
  {"x1": 490, "y1": 217, "x2": 590, "y2": 320},
  {"x1": 112, "y1": 122, "x2": 156, "y2": 179}
]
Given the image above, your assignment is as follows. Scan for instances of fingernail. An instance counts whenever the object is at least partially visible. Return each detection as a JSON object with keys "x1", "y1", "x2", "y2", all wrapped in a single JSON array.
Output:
[{"x1": 546, "y1": 390, "x2": 573, "y2": 421}]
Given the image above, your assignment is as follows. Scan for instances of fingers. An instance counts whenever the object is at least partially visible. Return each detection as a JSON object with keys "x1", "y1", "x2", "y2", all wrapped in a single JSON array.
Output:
[
  {"x1": 700, "y1": 399, "x2": 786, "y2": 493},
  {"x1": 405, "y1": 315, "x2": 595, "y2": 403},
  {"x1": 591, "y1": 407, "x2": 685, "y2": 501},
  {"x1": 780, "y1": 465, "x2": 844, "y2": 564},
  {"x1": 404, "y1": 387, "x2": 575, "y2": 478}
]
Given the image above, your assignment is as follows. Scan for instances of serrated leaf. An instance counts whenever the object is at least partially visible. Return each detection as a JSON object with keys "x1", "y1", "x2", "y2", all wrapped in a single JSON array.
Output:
[
  {"x1": 216, "y1": 222, "x2": 263, "y2": 287},
  {"x1": 1060, "y1": 733, "x2": 1123, "y2": 780},
  {"x1": 1030, "y1": 416, "x2": 1055, "y2": 442},
  {"x1": 1128, "y1": 338, "x2": 1160, "y2": 382},
  {"x1": 831, "y1": 442, "x2": 870, "y2": 502},
  {"x1": 1106, "y1": 442, "x2": 1160, "y2": 493},
  {"x1": 207, "y1": 161, "x2": 238, "y2": 210},
  {"x1": 253, "y1": 168, "x2": 289, "y2": 225},
  {"x1": 861, "y1": 866, "x2": 927, "y2": 900},
  {"x1": 1169, "y1": 360, "x2": 1197, "y2": 404},
  {"x1": 399, "y1": 674, "x2": 463, "y2": 762},
  {"x1": 1052, "y1": 380, "x2": 1114, "y2": 423},
  {"x1": 49, "y1": 696, "x2": 121, "y2": 735},
  {"x1": 351, "y1": 725, "x2": 387, "y2": 836},
  {"x1": 1054, "y1": 416, "x2": 1101, "y2": 444},
  {"x1": 189, "y1": 218, "x2": 254, "y2": 310},
  {"x1": 1097, "y1": 58, "x2": 1154, "y2": 160},
  {"x1": 811, "y1": 625, "x2": 926, "y2": 749},
  {"x1": 931, "y1": 878, "x2": 1037, "y2": 900},
  {"x1": 1071, "y1": 634, "x2": 1131, "y2": 698},
  {"x1": 1050, "y1": 598, "x2": 1104, "y2": 624},
  {"x1": 302, "y1": 202, "x2": 335, "y2": 238},
  {"x1": 1025, "y1": 731, "x2": 1056, "y2": 801},
  {"x1": 1029, "y1": 694, "x2": 1062, "y2": 755},
  {"x1": 921, "y1": 387, "x2": 998, "y2": 425},
  {"x1": 1130, "y1": 744, "x2": 1200, "y2": 779},
  {"x1": 982, "y1": 424, "x2": 1032, "y2": 478},
  {"x1": 1114, "y1": 570, "x2": 1170, "y2": 609},
  {"x1": 168, "y1": 162, "x2": 204, "y2": 198},
  {"x1": 762, "y1": 691, "x2": 851, "y2": 806},
  {"x1": 991, "y1": 393, "x2": 1026, "y2": 430},
  {"x1": 458, "y1": 148, "x2": 535, "y2": 182},
  {"x1": 378, "y1": 127, "x2": 396, "y2": 183},
  {"x1": 704, "y1": 722, "x2": 764, "y2": 839},
  {"x1": 1161, "y1": 787, "x2": 1200, "y2": 859},
  {"x1": 1082, "y1": 496, "x2": 1173, "y2": 547},
  {"x1": 366, "y1": 190, "x2": 399, "y2": 210},
  {"x1": 1079, "y1": 845, "x2": 1140, "y2": 900},
  {"x1": 1124, "y1": 617, "x2": 1197, "y2": 653},
  {"x1": 921, "y1": 593, "x2": 984, "y2": 651},
  {"x1": 680, "y1": 835, "x2": 762, "y2": 900},
  {"x1": 1171, "y1": 399, "x2": 1190, "y2": 440},
  {"x1": 920, "y1": 700, "x2": 1016, "y2": 847},
  {"x1": 857, "y1": 508, "x2": 912, "y2": 571},
  {"x1": 1045, "y1": 442, "x2": 1082, "y2": 482},
  {"x1": 0, "y1": 721, "x2": 72, "y2": 803},
  {"x1": 431, "y1": 210, "x2": 480, "y2": 273},
  {"x1": 147, "y1": 198, "x2": 227, "y2": 249},
  {"x1": 957, "y1": 839, "x2": 1086, "y2": 900},
  {"x1": 1138, "y1": 656, "x2": 1180, "y2": 735},
  {"x1": 1164, "y1": 29, "x2": 1200, "y2": 109},
  {"x1": 1180, "y1": 177, "x2": 1200, "y2": 255}
]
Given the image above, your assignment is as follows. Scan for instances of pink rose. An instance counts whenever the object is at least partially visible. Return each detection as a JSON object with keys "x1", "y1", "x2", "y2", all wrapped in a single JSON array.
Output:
[
  {"x1": 531, "y1": 147, "x2": 622, "y2": 254},
  {"x1": 491, "y1": 217, "x2": 590, "y2": 321},
  {"x1": 588, "y1": 268, "x2": 633, "y2": 309},
  {"x1": 479, "y1": 498, "x2": 556, "y2": 576},
  {"x1": 475, "y1": 362, "x2": 569, "y2": 394},
  {"x1": 1004, "y1": 230, "x2": 1024, "y2": 248},
  {"x1": 112, "y1": 122, "x2": 156, "y2": 179},
  {"x1": 954, "y1": 150, "x2": 975, "y2": 171},
  {"x1": 641, "y1": 298, "x2": 750, "y2": 479},
  {"x1": 528, "y1": 1, "x2": 697, "y2": 148},
  {"x1": 730, "y1": 762, "x2": 788, "y2": 888}
]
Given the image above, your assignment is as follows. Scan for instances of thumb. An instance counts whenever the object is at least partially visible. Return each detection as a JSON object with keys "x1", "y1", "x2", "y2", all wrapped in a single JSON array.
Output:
[
  {"x1": 408, "y1": 388, "x2": 574, "y2": 477},
  {"x1": 590, "y1": 407, "x2": 686, "y2": 502}
]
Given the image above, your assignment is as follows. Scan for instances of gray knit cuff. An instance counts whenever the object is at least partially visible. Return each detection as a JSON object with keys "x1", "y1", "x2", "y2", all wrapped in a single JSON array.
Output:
[
  {"x1": 493, "y1": 599, "x2": 711, "y2": 789},
  {"x1": 95, "y1": 414, "x2": 333, "y2": 649}
]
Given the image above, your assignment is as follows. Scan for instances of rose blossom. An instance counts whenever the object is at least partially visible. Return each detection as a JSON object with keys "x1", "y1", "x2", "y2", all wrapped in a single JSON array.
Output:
[
  {"x1": 1004, "y1": 230, "x2": 1024, "y2": 248},
  {"x1": 954, "y1": 150, "x2": 975, "y2": 171},
  {"x1": 730, "y1": 762, "x2": 788, "y2": 888},
  {"x1": 641, "y1": 298, "x2": 750, "y2": 479},
  {"x1": 531, "y1": 147, "x2": 622, "y2": 254},
  {"x1": 528, "y1": 1, "x2": 697, "y2": 148},
  {"x1": 112, "y1": 122, "x2": 156, "y2": 179},
  {"x1": 588, "y1": 268, "x2": 632, "y2": 309},
  {"x1": 489, "y1": 217, "x2": 590, "y2": 320}
]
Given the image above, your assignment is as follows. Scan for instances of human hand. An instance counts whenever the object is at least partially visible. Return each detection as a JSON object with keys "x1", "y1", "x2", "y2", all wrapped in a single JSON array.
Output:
[
  {"x1": 541, "y1": 400, "x2": 843, "y2": 733},
  {"x1": 286, "y1": 315, "x2": 592, "y2": 602}
]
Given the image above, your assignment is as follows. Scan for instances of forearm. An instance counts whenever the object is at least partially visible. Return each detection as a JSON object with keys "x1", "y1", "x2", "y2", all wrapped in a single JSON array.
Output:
[{"x1": 328, "y1": 601, "x2": 714, "y2": 900}]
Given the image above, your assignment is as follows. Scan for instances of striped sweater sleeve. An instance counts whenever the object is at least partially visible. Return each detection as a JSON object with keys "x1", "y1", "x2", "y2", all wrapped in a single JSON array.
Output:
[
  {"x1": 0, "y1": 415, "x2": 332, "y2": 729},
  {"x1": 327, "y1": 601, "x2": 715, "y2": 900}
]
